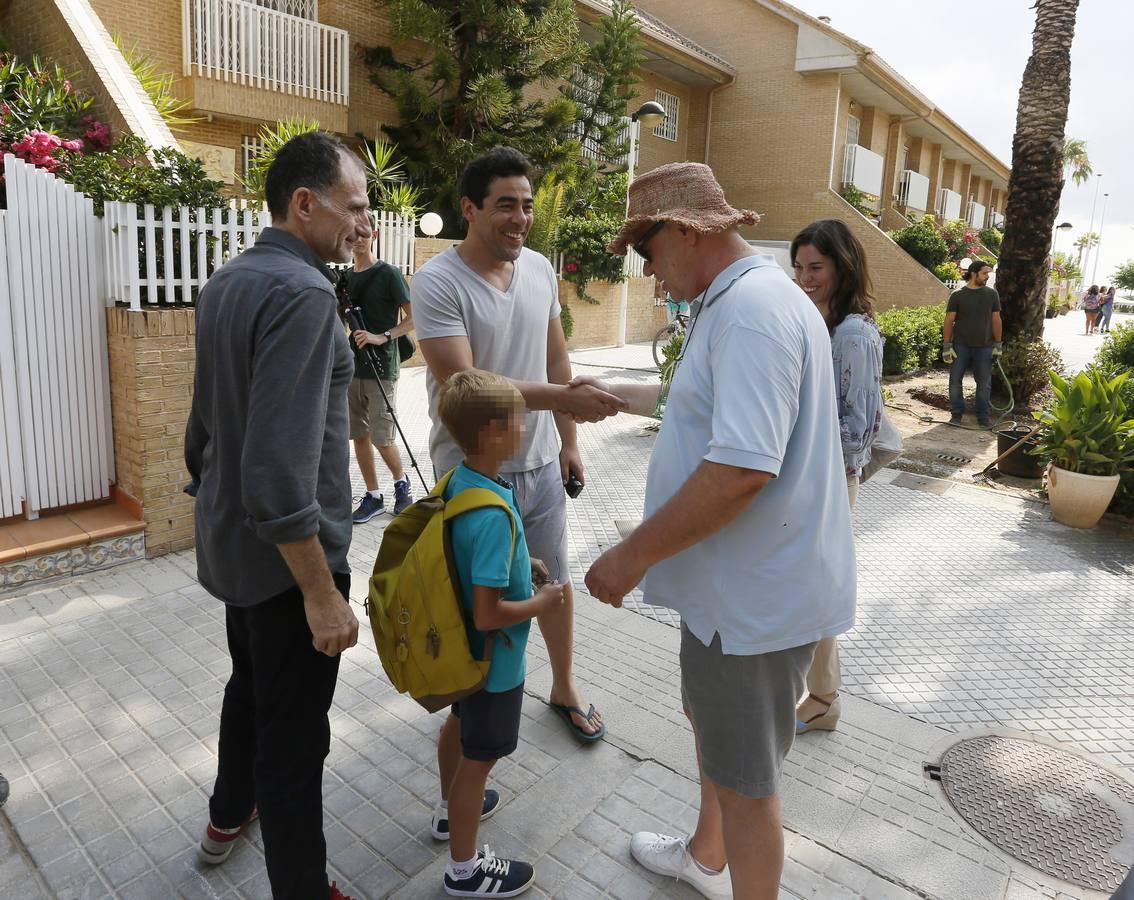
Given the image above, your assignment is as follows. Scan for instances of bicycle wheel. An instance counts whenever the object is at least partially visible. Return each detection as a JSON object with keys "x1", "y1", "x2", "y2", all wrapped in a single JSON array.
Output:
[{"x1": 652, "y1": 323, "x2": 678, "y2": 368}]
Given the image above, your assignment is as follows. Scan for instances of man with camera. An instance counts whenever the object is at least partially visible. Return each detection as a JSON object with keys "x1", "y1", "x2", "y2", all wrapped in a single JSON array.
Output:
[
  {"x1": 342, "y1": 218, "x2": 416, "y2": 522},
  {"x1": 412, "y1": 146, "x2": 626, "y2": 743}
]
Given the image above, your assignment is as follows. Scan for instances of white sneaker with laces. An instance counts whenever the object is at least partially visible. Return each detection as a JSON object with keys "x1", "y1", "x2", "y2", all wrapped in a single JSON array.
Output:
[{"x1": 629, "y1": 832, "x2": 732, "y2": 899}]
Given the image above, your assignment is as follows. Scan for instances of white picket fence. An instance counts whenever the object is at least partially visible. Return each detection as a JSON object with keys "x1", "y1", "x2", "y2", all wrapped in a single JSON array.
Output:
[
  {"x1": 1, "y1": 155, "x2": 114, "y2": 518},
  {"x1": 104, "y1": 203, "x2": 417, "y2": 310},
  {"x1": 551, "y1": 246, "x2": 646, "y2": 280}
]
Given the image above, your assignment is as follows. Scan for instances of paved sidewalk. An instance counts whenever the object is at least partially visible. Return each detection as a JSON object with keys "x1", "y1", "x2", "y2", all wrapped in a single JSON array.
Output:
[{"x1": 1, "y1": 344, "x2": 1131, "y2": 899}]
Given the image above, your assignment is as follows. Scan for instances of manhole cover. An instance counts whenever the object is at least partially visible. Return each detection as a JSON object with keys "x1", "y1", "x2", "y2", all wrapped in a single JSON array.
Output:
[
  {"x1": 937, "y1": 736, "x2": 1134, "y2": 891},
  {"x1": 936, "y1": 452, "x2": 972, "y2": 463}
]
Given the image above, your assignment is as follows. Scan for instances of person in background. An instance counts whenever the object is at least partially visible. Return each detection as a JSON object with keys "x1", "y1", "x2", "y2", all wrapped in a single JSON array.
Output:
[
  {"x1": 942, "y1": 260, "x2": 1002, "y2": 428},
  {"x1": 1099, "y1": 285, "x2": 1116, "y2": 334},
  {"x1": 790, "y1": 219, "x2": 883, "y2": 735},
  {"x1": 344, "y1": 215, "x2": 416, "y2": 523},
  {"x1": 1082, "y1": 284, "x2": 1101, "y2": 335}
]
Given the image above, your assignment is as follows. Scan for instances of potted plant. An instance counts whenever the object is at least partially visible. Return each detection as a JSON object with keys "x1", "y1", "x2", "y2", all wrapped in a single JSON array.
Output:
[{"x1": 1030, "y1": 368, "x2": 1134, "y2": 528}]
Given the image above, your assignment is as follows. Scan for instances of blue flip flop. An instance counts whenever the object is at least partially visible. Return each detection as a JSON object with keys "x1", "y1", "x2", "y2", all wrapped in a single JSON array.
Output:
[{"x1": 550, "y1": 702, "x2": 606, "y2": 743}]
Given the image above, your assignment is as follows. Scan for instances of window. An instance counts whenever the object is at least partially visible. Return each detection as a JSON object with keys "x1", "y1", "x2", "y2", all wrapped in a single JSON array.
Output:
[
  {"x1": 846, "y1": 114, "x2": 861, "y2": 148},
  {"x1": 241, "y1": 136, "x2": 266, "y2": 179},
  {"x1": 653, "y1": 90, "x2": 679, "y2": 142}
]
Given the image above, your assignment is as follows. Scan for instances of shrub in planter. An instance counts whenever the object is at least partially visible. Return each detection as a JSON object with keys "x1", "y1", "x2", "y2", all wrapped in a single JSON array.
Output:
[
  {"x1": 939, "y1": 218, "x2": 981, "y2": 263},
  {"x1": 1031, "y1": 368, "x2": 1134, "y2": 527},
  {"x1": 876, "y1": 304, "x2": 947, "y2": 375},
  {"x1": 890, "y1": 216, "x2": 949, "y2": 270},
  {"x1": 560, "y1": 304, "x2": 574, "y2": 341},
  {"x1": 993, "y1": 338, "x2": 1065, "y2": 403},
  {"x1": 979, "y1": 226, "x2": 1003, "y2": 255}
]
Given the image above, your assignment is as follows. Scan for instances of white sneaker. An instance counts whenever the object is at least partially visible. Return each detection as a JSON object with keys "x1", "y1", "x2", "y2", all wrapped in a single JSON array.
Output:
[{"x1": 629, "y1": 832, "x2": 733, "y2": 899}]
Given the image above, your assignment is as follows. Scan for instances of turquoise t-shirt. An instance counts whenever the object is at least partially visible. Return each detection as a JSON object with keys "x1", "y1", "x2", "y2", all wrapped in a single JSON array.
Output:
[{"x1": 443, "y1": 463, "x2": 533, "y2": 692}]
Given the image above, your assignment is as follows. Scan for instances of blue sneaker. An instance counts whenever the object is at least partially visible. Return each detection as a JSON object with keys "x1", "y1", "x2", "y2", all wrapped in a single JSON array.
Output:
[
  {"x1": 443, "y1": 846, "x2": 534, "y2": 897},
  {"x1": 393, "y1": 478, "x2": 413, "y2": 514},
  {"x1": 352, "y1": 493, "x2": 384, "y2": 524}
]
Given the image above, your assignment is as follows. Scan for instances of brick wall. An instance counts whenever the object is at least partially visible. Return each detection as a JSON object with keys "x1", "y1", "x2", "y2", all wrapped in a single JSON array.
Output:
[
  {"x1": 560, "y1": 277, "x2": 663, "y2": 349},
  {"x1": 106, "y1": 309, "x2": 196, "y2": 557},
  {"x1": 0, "y1": 0, "x2": 130, "y2": 139}
]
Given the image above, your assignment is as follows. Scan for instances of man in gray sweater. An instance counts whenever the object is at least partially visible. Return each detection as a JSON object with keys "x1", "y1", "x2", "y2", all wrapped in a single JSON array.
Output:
[{"x1": 184, "y1": 132, "x2": 366, "y2": 900}]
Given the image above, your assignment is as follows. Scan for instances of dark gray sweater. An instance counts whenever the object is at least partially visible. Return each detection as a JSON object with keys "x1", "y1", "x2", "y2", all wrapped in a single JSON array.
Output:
[{"x1": 185, "y1": 228, "x2": 354, "y2": 606}]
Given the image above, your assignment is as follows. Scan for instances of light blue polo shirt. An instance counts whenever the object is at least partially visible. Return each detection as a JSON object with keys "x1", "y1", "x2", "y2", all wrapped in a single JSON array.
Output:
[
  {"x1": 641, "y1": 255, "x2": 856, "y2": 655},
  {"x1": 444, "y1": 463, "x2": 533, "y2": 692}
]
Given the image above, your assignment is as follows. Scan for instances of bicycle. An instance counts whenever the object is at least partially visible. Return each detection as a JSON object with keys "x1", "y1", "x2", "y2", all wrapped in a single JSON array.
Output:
[{"x1": 652, "y1": 311, "x2": 689, "y2": 368}]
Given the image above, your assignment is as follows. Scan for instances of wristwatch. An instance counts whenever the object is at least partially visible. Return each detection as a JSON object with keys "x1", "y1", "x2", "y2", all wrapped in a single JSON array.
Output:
[{"x1": 383, "y1": 331, "x2": 392, "y2": 342}]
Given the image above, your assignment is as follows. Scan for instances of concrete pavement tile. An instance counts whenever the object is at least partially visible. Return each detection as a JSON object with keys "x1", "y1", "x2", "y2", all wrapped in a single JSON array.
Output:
[
  {"x1": 361, "y1": 819, "x2": 413, "y2": 857},
  {"x1": 384, "y1": 835, "x2": 436, "y2": 878},
  {"x1": 546, "y1": 832, "x2": 598, "y2": 870},
  {"x1": 554, "y1": 875, "x2": 604, "y2": 899},
  {"x1": 103, "y1": 849, "x2": 153, "y2": 886},
  {"x1": 354, "y1": 858, "x2": 408, "y2": 899}
]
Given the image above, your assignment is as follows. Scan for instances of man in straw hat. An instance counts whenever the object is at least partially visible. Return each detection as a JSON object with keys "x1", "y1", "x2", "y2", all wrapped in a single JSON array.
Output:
[{"x1": 579, "y1": 162, "x2": 856, "y2": 899}]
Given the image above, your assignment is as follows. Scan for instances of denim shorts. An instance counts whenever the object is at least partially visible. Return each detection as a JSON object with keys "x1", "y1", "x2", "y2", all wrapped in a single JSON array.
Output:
[{"x1": 680, "y1": 625, "x2": 815, "y2": 798}]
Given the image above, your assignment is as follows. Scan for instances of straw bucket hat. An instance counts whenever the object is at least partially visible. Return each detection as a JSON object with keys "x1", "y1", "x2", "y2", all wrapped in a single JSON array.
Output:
[{"x1": 608, "y1": 162, "x2": 760, "y2": 255}]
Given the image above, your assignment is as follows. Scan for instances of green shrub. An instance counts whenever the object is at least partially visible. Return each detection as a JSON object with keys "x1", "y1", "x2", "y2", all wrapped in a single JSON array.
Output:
[
  {"x1": 560, "y1": 304, "x2": 574, "y2": 341},
  {"x1": 933, "y1": 261, "x2": 963, "y2": 283},
  {"x1": 993, "y1": 338, "x2": 1065, "y2": 403},
  {"x1": 876, "y1": 304, "x2": 947, "y2": 375},
  {"x1": 889, "y1": 217, "x2": 949, "y2": 270},
  {"x1": 839, "y1": 185, "x2": 873, "y2": 216},
  {"x1": 556, "y1": 213, "x2": 624, "y2": 304},
  {"x1": 1095, "y1": 322, "x2": 1134, "y2": 375},
  {"x1": 980, "y1": 226, "x2": 1003, "y2": 255}
]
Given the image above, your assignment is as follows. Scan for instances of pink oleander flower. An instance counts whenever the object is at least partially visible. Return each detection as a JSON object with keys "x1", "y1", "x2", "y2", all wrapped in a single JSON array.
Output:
[
  {"x1": 564, "y1": 262, "x2": 579, "y2": 273},
  {"x1": 63, "y1": 80, "x2": 73, "y2": 92},
  {"x1": 10, "y1": 130, "x2": 64, "y2": 171},
  {"x1": 83, "y1": 119, "x2": 111, "y2": 148},
  {"x1": 61, "y1": 138, "x2": 84, "y2": 152}
]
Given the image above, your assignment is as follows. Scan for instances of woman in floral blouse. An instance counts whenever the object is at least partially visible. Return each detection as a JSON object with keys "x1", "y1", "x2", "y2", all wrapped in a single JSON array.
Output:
[{"x1": 790, "y1": 218, "x2": 884, "y2": 735}]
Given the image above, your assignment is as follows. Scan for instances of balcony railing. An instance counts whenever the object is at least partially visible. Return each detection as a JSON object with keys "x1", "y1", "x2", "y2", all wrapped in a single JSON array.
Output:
[
  {"x1": 990, "y1": 210, "x2": 1005, "y2": 229},
  {"x1": 183, "y1": 0, "x2": 349, "y2": 104},
  {"x1": 843, "y1": 144, "x2": 883, "y2": 198},
  {"x1": 966, "y1": 200, "x2": 987, "y2": 229},
  {"x1": 937, "y1": 188, "x2": 962, "y2": 221},
  {"x1": 896, "y1": 170, "x2": 930, "y2": 212}
]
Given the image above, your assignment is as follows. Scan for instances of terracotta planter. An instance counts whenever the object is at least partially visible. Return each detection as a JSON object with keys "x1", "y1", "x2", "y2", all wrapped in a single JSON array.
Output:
[{"x1": 1046, "y1": 464, "x2": 1120, "y2": 529}]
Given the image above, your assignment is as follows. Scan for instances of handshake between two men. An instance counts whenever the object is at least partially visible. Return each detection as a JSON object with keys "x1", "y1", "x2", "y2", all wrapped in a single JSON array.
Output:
[{"x1": 559, "y1": 374, "x2": 662, "y2": 423}]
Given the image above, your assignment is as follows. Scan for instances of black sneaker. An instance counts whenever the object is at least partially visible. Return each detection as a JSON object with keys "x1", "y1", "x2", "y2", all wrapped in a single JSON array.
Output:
[
  {"x1": 977, "y1": 417, "x2": 992, "y2": 428},
  {"x1": 949, "y1": 413, "x2": 963, "y2": 425},
  {"x1": 431, "y1": 790, "x2": 500, "y2": 840},
  {"x1": 352, "y1": 493, "x2": 384, "y2": 524},
  {"x1": 393, "y1": 478, "x2": 413, "y2": 515},
  {"x1": 444, "y1": 847, "x2": 534, "y2": 897}
]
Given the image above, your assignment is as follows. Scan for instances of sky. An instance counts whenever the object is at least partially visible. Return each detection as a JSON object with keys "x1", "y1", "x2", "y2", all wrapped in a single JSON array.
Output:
[{"x1": 788, "y1": 0, "x2": 1132, "y2": 287}]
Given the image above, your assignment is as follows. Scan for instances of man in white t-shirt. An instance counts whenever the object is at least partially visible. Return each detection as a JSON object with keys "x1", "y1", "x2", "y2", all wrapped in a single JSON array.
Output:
[
  {"x1": 412, "y1": 147, "x2": 626, "y2": 752},
  {"x1": 579, "y1": 163, "x2": 856, "y2": 900}
]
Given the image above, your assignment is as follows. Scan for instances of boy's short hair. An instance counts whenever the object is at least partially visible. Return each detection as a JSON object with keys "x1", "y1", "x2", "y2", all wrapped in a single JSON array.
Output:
[{"x1": 438, "y1": 369, "x2": 524, "y2": 455}]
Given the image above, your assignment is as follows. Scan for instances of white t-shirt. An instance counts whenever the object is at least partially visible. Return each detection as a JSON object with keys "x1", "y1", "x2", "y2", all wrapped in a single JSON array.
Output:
[
  {"x1": 411, "y1": 246, "x2": 562, "y2": 475},
  {"x1": 641, "y1": 255, "x2": 856, "y2": 655}
]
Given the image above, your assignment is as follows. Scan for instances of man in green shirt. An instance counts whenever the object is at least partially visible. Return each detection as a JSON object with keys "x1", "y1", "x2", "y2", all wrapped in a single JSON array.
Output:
[
  {"x1": 345, "y1": 221, "x2": 415, "y2": 521},
  {"x1": 942, "y1": 260, "x2": 1002, "y2": 427}
]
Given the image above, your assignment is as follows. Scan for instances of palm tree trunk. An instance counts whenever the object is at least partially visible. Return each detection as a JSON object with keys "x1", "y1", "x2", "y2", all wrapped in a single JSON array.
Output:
[{"x1": 996, "y1": 0, "x2": 1081, "y2": 345}]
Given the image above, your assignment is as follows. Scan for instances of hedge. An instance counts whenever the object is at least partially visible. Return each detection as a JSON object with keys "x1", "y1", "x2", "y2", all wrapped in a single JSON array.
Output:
[{"x1": 876, "y1": 304, "x2": 947, "y2": 375}]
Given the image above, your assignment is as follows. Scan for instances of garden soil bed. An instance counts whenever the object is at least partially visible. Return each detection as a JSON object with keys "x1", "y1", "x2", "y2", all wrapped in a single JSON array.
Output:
[{"x1": 883, "y1": 369, "x2": 1048, "y2": 501}]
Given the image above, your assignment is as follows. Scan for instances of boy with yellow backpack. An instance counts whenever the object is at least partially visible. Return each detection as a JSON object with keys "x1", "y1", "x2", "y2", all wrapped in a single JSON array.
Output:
[{"x1": 370, "y1": 369, "x2": 563, "y2": 897}]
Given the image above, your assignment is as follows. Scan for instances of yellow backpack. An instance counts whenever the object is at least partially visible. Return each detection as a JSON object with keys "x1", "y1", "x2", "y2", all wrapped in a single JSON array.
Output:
[{"x1": 367, "y1": 468, "x2": 515, "y2": 713}]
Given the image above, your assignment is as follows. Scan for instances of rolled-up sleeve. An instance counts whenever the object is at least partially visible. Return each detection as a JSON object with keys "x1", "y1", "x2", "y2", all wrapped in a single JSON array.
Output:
[
  {"x1": 832, "y1": 327, "x2": 883, "y2": 474},
  {"x1": 241, "y1": 288, "x2": 338, "y2": 544},
  {"x1": 707, "y1": 325, "x2": 801, "y2": 476}
]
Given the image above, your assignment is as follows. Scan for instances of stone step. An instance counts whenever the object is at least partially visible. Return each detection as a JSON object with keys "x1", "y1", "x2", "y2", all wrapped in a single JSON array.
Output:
[{"x1": 0, "y1": 503, "x2": 145, "y2": 593}]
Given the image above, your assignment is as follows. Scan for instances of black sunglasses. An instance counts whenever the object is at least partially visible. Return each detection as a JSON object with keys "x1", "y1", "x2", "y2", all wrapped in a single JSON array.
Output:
[{"x1": 631, "y1": 220, "x2": 666, "y2": 263}]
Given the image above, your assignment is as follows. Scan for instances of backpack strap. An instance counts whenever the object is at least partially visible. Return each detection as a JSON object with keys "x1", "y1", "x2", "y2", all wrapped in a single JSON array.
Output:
[{"x1": 443, "y1": 488, "x2": 516, "y2": 561}]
